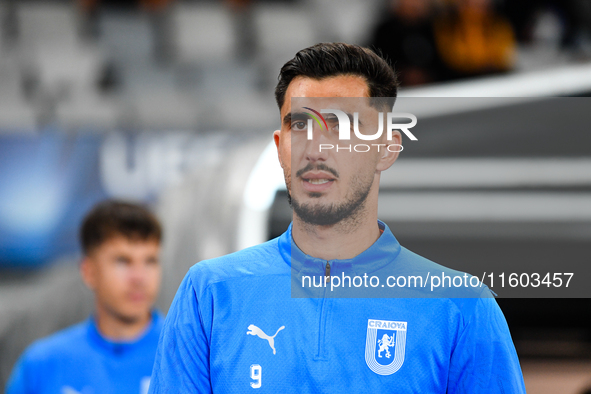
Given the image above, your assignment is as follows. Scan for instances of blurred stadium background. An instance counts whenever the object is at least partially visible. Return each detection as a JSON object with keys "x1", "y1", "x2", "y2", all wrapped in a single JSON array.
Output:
[{"x1": 1, "y1": 0, "x2": 591, "y2": 392}]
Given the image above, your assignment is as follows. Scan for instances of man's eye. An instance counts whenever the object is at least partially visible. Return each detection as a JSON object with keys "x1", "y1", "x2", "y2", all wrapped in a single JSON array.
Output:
[{"x1": 292, "y1": 121, "x2": 307, "y2": 131}]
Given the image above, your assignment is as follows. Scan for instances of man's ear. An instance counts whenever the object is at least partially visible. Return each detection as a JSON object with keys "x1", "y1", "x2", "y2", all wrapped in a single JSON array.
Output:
[
  {"x1": 80, "y1": 256, "x2": 96, "y2": 291},
  {"x1": 273, "y1": 130, "x2": 283, "y2": 168},
  {"x1": 376, "y1": 130, "x2": 402, "y2": 172}
]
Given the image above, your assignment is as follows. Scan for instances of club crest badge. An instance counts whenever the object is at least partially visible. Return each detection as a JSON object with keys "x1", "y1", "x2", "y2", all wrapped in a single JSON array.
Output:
[{"x1": 365, "y1": 319, "x2": 407, "y2": 375}]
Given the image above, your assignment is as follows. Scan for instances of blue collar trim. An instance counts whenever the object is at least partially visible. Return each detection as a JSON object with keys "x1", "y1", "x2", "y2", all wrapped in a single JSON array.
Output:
[{"x1": 279, "y1": 220, "x2": 401, "y2": 276}]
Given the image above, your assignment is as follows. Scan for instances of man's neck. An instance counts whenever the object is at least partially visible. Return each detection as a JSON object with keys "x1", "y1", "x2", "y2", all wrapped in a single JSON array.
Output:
[
  {"x1": 292, "y1": 208, "x2": 381, "y2": 261},
  {"x1": 95, "y1": 304, "x2": 152, "y2": 341}
]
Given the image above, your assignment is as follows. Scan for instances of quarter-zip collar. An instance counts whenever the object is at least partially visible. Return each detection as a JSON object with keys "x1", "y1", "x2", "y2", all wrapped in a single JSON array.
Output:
[{"x1": 279, "y1": 220, "x2": 402, "y2": 276}]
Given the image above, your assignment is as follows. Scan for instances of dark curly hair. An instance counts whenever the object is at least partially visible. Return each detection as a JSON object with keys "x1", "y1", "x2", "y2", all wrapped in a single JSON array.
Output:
[{"x1": 275, "y1": 42, "x2": 399, "y2": 111}]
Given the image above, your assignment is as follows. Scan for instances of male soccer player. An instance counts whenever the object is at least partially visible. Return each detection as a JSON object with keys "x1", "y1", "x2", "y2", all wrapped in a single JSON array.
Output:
[
  {"x1": 6, "y1": 200, "x2": 163, "y2": 394},
  {"x1": 149, "y1": 43, "x2": 525, "y2": 393}
]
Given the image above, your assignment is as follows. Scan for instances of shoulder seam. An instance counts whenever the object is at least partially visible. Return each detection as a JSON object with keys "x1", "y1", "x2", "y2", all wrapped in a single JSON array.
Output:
[{"x1": 194, "y1": 271, "x2": 289, "y2": 301}]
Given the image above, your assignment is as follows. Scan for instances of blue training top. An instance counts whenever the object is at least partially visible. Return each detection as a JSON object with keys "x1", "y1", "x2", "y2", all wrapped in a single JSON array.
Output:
[
  {"x1": 149, "y1": 222, "x2": 525, "y2": 393},
  {"x1": 7, "y1": 311, "x2": 163, "y2": 394}
]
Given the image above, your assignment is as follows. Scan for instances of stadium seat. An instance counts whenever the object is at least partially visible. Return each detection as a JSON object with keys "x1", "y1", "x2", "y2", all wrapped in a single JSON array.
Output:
[
  {"x1": 99, "y1": 11, "x2": 154, "y2": 64},
  {"x1": 16, "y1": 3, "x2": 79, "y2": 52},
  {"x1": 252, "y1": 4, "x2": 317, "y2": 89},
  {"x1": 132, "y1": 91, "x2": 200, "y2": 131},
  {"x1": 310, "y1": 0, "x2": 381, "y2": 45},
  {"x1": 16, "y1": 3, "x2": 104, "y2": 113},
  {"x1": 55, "y1": 89, "x2": 120, "y2": 131},
  {"x1": 172, "y1": 3, "x2": 236, "y2": 66}
]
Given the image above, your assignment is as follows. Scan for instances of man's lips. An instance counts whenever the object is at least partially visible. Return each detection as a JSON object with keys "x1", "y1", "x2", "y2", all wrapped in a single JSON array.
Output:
[
  {"x1": 301, "y1": 171, "x2": 335, "y2": 180},
  {"x1": 126, "y1": 292, "x2": 148, "y2": 302},
  {"x1": 300, "y1": 172, "x2": 335, "y2": 192}
]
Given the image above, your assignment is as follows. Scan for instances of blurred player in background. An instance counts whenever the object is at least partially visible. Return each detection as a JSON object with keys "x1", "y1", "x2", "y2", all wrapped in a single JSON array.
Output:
[{"x1": 6, "y1": 200, "x2": 163, "y2": 394}]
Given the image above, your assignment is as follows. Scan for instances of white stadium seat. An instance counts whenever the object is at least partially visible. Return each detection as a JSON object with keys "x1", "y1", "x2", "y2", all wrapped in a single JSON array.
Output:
[
  {"x1": 172, "y1": 3, "x2": 236, "y2": 65},
  {"x1": 252, "y1": 4, "x2": 317, "y2": 88}
]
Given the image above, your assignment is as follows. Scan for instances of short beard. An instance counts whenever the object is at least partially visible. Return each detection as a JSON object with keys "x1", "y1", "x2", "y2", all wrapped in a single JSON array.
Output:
[{"x1": 287, "y1": 176, "x2": 373, "y2": 226}]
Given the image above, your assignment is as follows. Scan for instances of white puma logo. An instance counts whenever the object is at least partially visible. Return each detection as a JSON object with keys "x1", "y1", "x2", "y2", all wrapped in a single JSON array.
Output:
[{"x1": 247, "y1": 324, "x2": 285, "y2": 355}]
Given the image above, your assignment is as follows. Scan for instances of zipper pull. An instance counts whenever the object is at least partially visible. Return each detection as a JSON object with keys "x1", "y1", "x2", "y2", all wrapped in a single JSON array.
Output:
[{"x1": 325, "y1": 261, "x2": 331, "y2": 283}]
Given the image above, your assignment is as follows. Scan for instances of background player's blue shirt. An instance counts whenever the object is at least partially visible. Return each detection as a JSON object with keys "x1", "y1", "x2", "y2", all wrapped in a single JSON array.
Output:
[
  {"x1": 149, "y1": 223, "x2": 526, "y2": 393},
  {"x1": 7, "y1": 310, "x2": 163, "y2": 394}
]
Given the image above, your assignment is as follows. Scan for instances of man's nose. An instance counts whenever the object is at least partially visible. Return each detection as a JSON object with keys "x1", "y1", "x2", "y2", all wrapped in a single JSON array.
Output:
[
  {"x1": 129, "y1": 262, "x2": 148, "y2": 284},
  {"x1": 304, "y1": 122, "x2": 332, "y2": 162}
]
